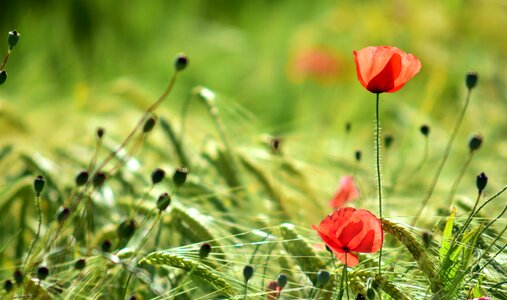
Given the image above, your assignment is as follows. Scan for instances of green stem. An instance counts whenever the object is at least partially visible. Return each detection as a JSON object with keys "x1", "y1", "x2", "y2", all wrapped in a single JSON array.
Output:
[
  {"x1": 375, "y1": 93, "x2": 383, "y2": 274},
  {"x1": 412, "y1": 87, "x2": 473, "y2": 226},
  {"x1": 336, "y1": 262, "x2": 346, "y2": 300},
  {"x1": 24, "y1": 194, "x2": 42, "y2": 268},
  {"x1": 446, "y1": 152, "x2": 474, "y2": 207}
]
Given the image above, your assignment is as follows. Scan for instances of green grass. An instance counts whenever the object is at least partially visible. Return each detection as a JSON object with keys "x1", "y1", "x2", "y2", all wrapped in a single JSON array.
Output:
[{"x1": 0, "y1": 1, "x2": 506, "y2": 299}]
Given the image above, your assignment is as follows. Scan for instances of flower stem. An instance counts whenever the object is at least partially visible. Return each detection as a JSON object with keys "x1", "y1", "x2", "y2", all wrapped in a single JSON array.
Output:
[{"x1": 375, "y1": 92, "x2": 383, "y2": 275}]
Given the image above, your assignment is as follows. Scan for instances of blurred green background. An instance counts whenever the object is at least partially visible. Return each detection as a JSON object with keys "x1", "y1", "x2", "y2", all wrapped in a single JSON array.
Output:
[{"x1": 1, "y1": 0, "x2": 507, "y2": 219}]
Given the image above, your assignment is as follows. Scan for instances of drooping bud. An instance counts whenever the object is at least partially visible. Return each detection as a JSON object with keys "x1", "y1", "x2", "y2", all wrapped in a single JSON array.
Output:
[
  {"x1": 36, "y1": 266, "x2": 49, "y2": 281},
  {"x1": 96, "y1": 127, "x2": 105, "y2": 139},
  {"x1": 356, "y1": 294, "x2": 366, "y2": 300},
  {"x1": 74, "y1": 258, "x2": 86, "y2": 270},
  {"x1": 199, "y1": 243, "x2": 212, "y2": 259},
  {"x1": 75, "y1": 171, "x2": 89, "y2": 186},
  {"x1": 101, "y1": 239, "x2": 112, "y2": 252},
  {"x1": 13, "y1": 270, "x2": 23, "y2": 285},
  {"x1": 420, "y1": 124, "x2": 430, "y2": 137},
  {"x1": 173, "y1": 167, "x2": 188, "y2": 187},
  {"x1": 156, "y1": 192, "x2": 171, "y2": 211},
  {"x1": 354, "y1": 150, "x2": 362, "y2": 162},
  {"x1": 8, "y1": 30, "x2": 20, "y2": 48},
  {"x1": 466, "y1": 72, "x2": 478, "y2": 90},
  {"x1": 56, "y1": 206, "x2": 70, "y2": 223},
  {"x1": 468, "y1": 134, "x2": 483, "y2": 152},
  {"x1": 117, "y1": 218, "x2": 137, "y2": 241},
  {"x1": 174, "y1": 53, "x2": 188, "y2": 71},
  {"x1": 33, "y1": 175, "x2": 45, "y2": 197},
  {"x1": 316, "y1": 270, "x2": 330, "y2": 288},
  {"x1": 384, "y1": 134, "x2": 394, "y2": 149},
  {"x1": 270, "y1": 137, "x2": 282, "y2": 153},
  {"x1": 151, "y1": 168, "x2": 165, "y2": 185},
  {"x1": 92, "y1": 171, "x2": 106, "y2": 188},
  {"x1": 0, "y1": 70, "x2": 6, "y2": 85},
  {"x1": 243, "y1": 265, "x2": 254, "y2": 282},
  {"x1": 143, "y1": 116, "x2": 157, "y2": 133},
  {"x1": 4, "y1": 280, "x2": 13, "y2": 293},
  {"x1": 476, "y1": 172, "x2": 488, "y2": 194},
  {"x1": 277, "y1": 274, "x2": 288, "y2": 290}
]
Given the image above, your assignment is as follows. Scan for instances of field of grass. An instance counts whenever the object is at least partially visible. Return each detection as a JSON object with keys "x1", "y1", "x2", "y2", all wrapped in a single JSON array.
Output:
[{"x1": 0, "y1": 1, "x2": 506, "y2": 299}]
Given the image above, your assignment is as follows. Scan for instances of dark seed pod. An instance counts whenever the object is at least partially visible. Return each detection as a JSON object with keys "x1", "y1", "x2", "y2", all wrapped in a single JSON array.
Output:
[
  {"x1": 117, "y1": 218, "x2": 137, "y2": 241},
  {"x1": 75, "y1": 171, "x2": 89, "y2": 186},
  {"x1": 143, "y1": 116, "x2": 157, "y2": 133},
  {"x1": 468, "y1": 134, "x2": 483, "y2": 152},
  {"x1": 466, "y1": 72, "x2": 478, "y2": 90},
  {"x1": 174, "y1": 53, "x2": 188, "y2": 71},
  {"x1": 36, "y1": 266, "x2": 49, "y2": 281},
  {"x1": 156, "y1": 192, "x2": 171, "y2": 211},
  {"x1": 92, "y1": 171, "x2": 106, "y2": 188},
  {"x1": 243, "y1": 265, "x2": 254, "y2": 282},
  {"x1": 356, "y1": 294, "x2": 366, "y2": 300},
  {"x1": 34, "y1": 175, "x2": 45, "y2": 196},
  {"x1": 4, "y1": 279, "x2": 13, "y2": 293},
  {"x1": 384, "y1": 134, "x2": 394, "y2": 149},
  {"x1": 277, "y1": 274, "x2": 288, "y2": 289},
  {"x1": 476, "y1": 172, "x2": 488, "y2": 194},
  {"x1": 199, "y1": 243, "x2": 212, "y2": 259},
  {"x1": 420, "y1": 124, "x2": 430, "y2": 137},
  {"x1": 8, "y1": 30, "x2": 20, "y2": 48},
  {"x1": 96, "y1": 127, "x2": 105, "y2": 139},
  {"x1": 151, "y1": 168, "x2": 165, "y2": 185},
  {"x1": 56, "y1": 206, "x2": 70, "y2": 223},
  {"x1": 173, "y1": 167, "x2": 188, "y2": 187},
  {"x1": 101, "y1": 239, "x2": 112, "y2": 252},
  {"x1": 316, "y1": 270, "x2": 330, "y2": 288},
  {"x1": 13, "y1": 270, "x2": 23, "y2": 285},
  {"x1": 74, "y1": 258, "x2": 86, "y2": 270},
  {"x1": 0, "y1": 70, "x2": 6, "y2": 85},
  {"x1": 355, "y1": 150, "x2": 362, "y2": 162}
]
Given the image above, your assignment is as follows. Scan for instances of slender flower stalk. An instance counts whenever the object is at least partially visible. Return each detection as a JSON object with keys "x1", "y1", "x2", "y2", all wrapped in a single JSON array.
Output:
[{"x1": 374, "y1": 92, "x2": 383, "y2": 274}]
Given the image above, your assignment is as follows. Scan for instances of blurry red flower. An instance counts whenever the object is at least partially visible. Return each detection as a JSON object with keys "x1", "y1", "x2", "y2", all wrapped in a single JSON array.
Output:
[
  {"x1": 266, "y1": 281, "x2": 280, "y2": 300},
  {"x1": 312, "y1": 207, "x2": 383, "y2": 267},
  {"x1": 353, "y1": 46, "x2": 421, "y2": 93},
  {"x1": 329, "y1": 176, "x2": 359, "y2": 209},
  {"x1": 288, "y1": 48, "x2": 342, "y2": 83},
  {"x1": 471, "y1": 298, "x2": 491, "y2": 300}
]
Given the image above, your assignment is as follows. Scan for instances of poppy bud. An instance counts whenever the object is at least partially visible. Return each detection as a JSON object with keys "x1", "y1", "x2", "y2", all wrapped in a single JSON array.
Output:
[
  {"x1": 476, "y1": 172, "x2": 488, "y2": 194},
  {"x1": 174, "y1": 53, "x2": 188, "y2": 71},
  {"x1": 0, "y1": 70, "x2": 7, "y2": 85},
  {"x1": 56, "y1": 206, "x2": 70, "y2": 223},
  {"x1": 384, "y1": 134, "x2": 394, "y2": 149},
  {"x1": 243, "y1": 265, "x2": 254, "y2": 282},
  {"x1": 316, "y1": 270, "x2": 330, "y2": 288},
  {"x1": 277, "y1": 274, "x2": 288, "y2": 289},
  {"x1": 422, "y1": 231, "x2": 433, "y2": 247},
  {"x1": 173, "y1": 167, "x2": 188, "y2": 187},
  {"x1": 143, "y1": 116, "x2": 157, "y2": 133},
  {"x1": 75, "y1": 171, "x2": 89, "y2": 186},
  {"x1": 101, "y1": 239, "x2": 112, "y2": 252},
  {"x1": 117, "y1": 218, "x2": 137, "y2": 241},
  {"x1": 199, "y1": 243, "x2": 212, "y2": 259},
  {"x1": 8, "y1": 30, "x2": 20, "y2": 48},
  {"x1": 128, "y1": 296, "x2": 137, "y2": 300},
  {"x1": 74, "y1": 258, "x2": 86, "y2": 270},
  {"x1": 270, "y1": 137, "x2": 282, "y2": 152},
  {"x1": 36, "y1": 266, "x2": 49, "y2": 281},
  {"x1": 466, "y1": 72, "x2": 478, "y2": 90},
  {"x1": 356, "y1": 294, "x2": 366, "y2": 300},
  {"x1": 468, "y1": 134, "x2": 483, "y2": 152},
  {"x1": 4, "y1": 280, "x2": 13, "y2": 293},
  {"x1": 354, "y1": 150, "x2": 362, "y2": 162},
  {"x1": 420, "y1": 125, "x2": 430, "y2": 137},
  {"x1": 367, "y1": 287, "x2": 376, "y2": 300},
  {"x1": 156, "y1": 192, "x2": 171, "y2": 211},
  {"x1": 13, "y1": 270, "x2": 23, "y2": 285},
  {"x1": 92, "y1": 171, "x2": 106, "y2": 188},
  {"x1": 34, "y1": 175, "x2": 45, "y2": 196},
  {"x1": 151, "y1": 168, "x2": 165, "y2": 185},
  {"x1": 96, "y1": 127, "x2": 105, "y2": 139},
  {"x1": 345, "y1": 122, "x2": 351, "y2": 133}
]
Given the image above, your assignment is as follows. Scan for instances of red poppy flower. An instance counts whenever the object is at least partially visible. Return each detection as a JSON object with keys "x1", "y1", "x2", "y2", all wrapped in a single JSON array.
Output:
[
  {"x1": 312, "y1": 207, "x2": 383, "y2": 267},
  {"x1": 266, "y1": 281, "x2": 281, "y2": 300},
  {"x1": 353, "y1": 46, "x2": 421, "y2": 93},
  {"x1": 329, "y1": 176, "x2": 360, "y2": 209}
]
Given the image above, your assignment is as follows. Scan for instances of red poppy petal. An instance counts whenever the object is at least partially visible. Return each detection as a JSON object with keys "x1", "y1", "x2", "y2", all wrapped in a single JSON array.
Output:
[
  {"x1": 312, "y1": 225, "x2": 344, "y2": 252},
  {"x1": 337, "y1": 220, "x2": 364, "y2": 247},
  {"x1": 366, "y1": 53, "x2": 402, "y2": 93},
  {"x1": 389, "y1": 53, "x2": 421, "y2": 93},
  {"x1": 347, "y1": 210, "x2": 384, "y2": 252},
  {"x1": 335, "y1": 252, "x2": 359, "y2": 267}
]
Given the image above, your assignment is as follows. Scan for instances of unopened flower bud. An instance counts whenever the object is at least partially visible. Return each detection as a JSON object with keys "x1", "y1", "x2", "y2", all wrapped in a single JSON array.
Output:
[
  {"x1": 384, "y1": 134, "x2": 394, "y2": 149},
  {"x1": 173, "y1": 167, "x2": 188, "y2": 187},
  {"x1": 34, "y1": 175, "x2": 45, "y2": 196},
  {"x1": 13, "y1": 270, "x2": 23, "y2": 285},
  {"x1": 143, "y1": 116, "x2": 157, "y2": 133},
  {"x1": 476, "y1": 172, "x2": 488, "y2": 194},
  {"x1": 316, "y1": 270, "x2": 330, "y2": 287},
  {"x1": 8, "y1": 30, "x2": 20, "y2": 48},
  {"x1": 174, "y1": 53, "x2": 188, "y2": 71},
  {"x1": 151, "y1": 168, "x2": 165, "y2": 185},
  {"x1": 92, "y1": 171, "x2": 106, "y2": 188},
  {"x1": 466, "y1": 72, "x2": 478, "y2": 90},
  {"x1": 468, "y1": 134, "x2": 483, "y2": 152},
  {"x1": 96, "y1": 127, "x2": 105, "y2": 139},
  {"x1": 356, "y1": 294, "x2": 366, "y2": 300},
  {"x1": 156, "y1": 192, "x2": 171, "y2": 211},
  {"x1": 0, "y1": 70, "x2": 6, "y2": 85},
  {"x1": 101, "y1": 239, "x2": 112, "y2": 252},
  {"x1": 74, "y1": 258, "x2": 86, "y2": 270},
  {"x1": 277, "y1": 274, "x2": 288, "y2": 289},
  {"x1": 117, "y1": 218, "x2": 137, "y2": 241},
  {"x1": 354, "y1": 150, "x2": 362, "y2": 162},
  {"x1": 4, "y1": 280, "x2": 13, "y2": 293},
  {"x1": 199, "y1": 243, "x2": 212, "y2": 259},
  {"x1": 420, "y1": 124, "x2": 430, "y2": 137},
  {"x1": 56, "y1": 206, "x2": 70, "y2": 223},
  {"x1": 243, "y1": 265, "x2": 254, "y2": 282},
  {"x1": 75, "y1": 171, "x2": 89, "y2": 186},
  {"x1": 36, "y1": 266, "x2": 49, "y2": 281}
]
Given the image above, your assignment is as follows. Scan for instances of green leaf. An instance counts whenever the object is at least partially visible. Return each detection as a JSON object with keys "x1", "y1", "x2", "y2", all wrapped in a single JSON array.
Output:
[{"x1": 439, "y1": 207, "x2": 456, "y2": 263}]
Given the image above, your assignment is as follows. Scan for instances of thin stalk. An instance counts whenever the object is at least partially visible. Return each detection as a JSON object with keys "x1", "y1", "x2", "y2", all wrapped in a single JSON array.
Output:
[
  {"x1": 345, "y1": 255, "x2": 350, "y2": 300},
  {"x1": 24, "y1": 193, "x2": 42, "y2": 268},
  {"x1": 243, "y1": 280, "x2": 249, "y2": 300},
  {"x1": 412, "y1": 87, "x2": 473, "y2": 226},
  {"x1": 1, "y1": 48, "x2": 12, "y2": 70},
  {"x1": 446, "y1": 152, "x2": 474, "y2": 207},
  {"x1": 374, "y1": 93, "x2": 383, "y2": 274},
  {"x1": 336, "y1": 262, "x2": 346, "y2": 300}
]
